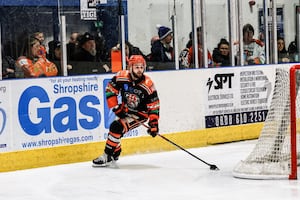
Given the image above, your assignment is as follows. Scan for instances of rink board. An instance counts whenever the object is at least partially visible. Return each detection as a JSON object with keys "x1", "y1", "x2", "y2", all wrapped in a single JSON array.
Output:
[
  {"x1": 0, "y1": 123, "x2": 262, "y2": 172},
  {"x1": 0, "y1": 64, "x2": 296, "y2": 172}
]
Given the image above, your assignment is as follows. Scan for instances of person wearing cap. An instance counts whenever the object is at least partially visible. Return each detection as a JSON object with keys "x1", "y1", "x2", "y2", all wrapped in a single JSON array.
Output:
[
  {"x1": 72, "y1": 32, "x2": 99, "y2": 62},
  {"x1": 150, "y1": 25, "x2": 174, "y2": 62},
  {"x1": 48, "y1": 40, "x2": 62, "y2": 61}
]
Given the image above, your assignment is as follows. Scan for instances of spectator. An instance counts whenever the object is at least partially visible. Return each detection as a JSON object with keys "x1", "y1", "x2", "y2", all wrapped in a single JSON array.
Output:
[
  {"x1": 179, "y1": 32, "x2": 194, "y2": 69},
  {"x1": 67, "y1": 32, "x2": 80, "y2": 61},
  {"x1": 16, "y1": 36, "x2": 58, "y2": 78},
  {"x1": 179, "y1": 27, "x2": 212, "y2": 68},
  {"x1": 288, "y1": 36, "x2": 298, "y2": 62},
  {"x1": 277, "y1": 37, "x2": 292, "y2": 63},
  {"x1": 33, "y1": 31, "x2": 47, "y2": 57},
  {"x1": 48, "y1": 40, "x2": 61, "y2": 61},
  {"x1": 185, "y1": 31, "x2": 194, "y2": 48},
  {"x1": 72, "y1": 32, "x2": 99, "y2": 62},
  {"x1": 2, "y1": 55, "x2": 16, "y2": 79},
  {"x1": 111, "y1": 41, "x2": 147, "y2": 61},
  {"x1": 150, "y1": 36, "x2": 159, "y2": 46},
  {"x1": 48, "y1": 40, "x2": 72, "y2": 74},
  {"x1": 150, "y1": 25, "x2": 174, "y2": 62},
  {"x1": 69, "y1": 32, "x2": 79, "y2": 44},
  {"x1": 146, "y1": 36, "x2": 159, "y2": 61},
  {"x1": 212, "y1": 38, "x2": 231, "y2": 66},
  {"x1": 238, "y1": 23, "x2": 265, "y2": 65},
  {"x1": 95, "y1": 34, "x2": 109, "y2": 62}
]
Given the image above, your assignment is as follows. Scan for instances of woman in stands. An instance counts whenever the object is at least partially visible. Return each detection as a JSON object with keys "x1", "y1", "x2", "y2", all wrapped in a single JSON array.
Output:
[{"x1": 16, "y1": 36, "x2": 58, "y2": 78}]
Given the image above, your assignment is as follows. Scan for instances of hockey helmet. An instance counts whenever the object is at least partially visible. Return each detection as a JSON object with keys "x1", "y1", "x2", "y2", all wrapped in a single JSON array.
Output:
[{"x1": 128, "y1": 55, "x2": 146, "y2": 68}]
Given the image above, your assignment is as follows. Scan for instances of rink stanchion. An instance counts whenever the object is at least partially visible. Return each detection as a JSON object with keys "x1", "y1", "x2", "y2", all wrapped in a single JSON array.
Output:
[{"x1": 130, "y1": 116, "x2": 219, "y2": 170}]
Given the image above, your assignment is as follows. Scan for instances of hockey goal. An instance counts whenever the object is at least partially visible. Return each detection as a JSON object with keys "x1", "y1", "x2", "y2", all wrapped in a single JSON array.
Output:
[{"x1": 233, "y1": 65, "x2": 300, "y2": 180}]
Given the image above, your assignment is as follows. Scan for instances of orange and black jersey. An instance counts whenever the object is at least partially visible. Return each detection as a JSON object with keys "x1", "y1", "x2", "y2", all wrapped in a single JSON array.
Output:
[{"x1": 106, "y1": 70, "x2": 159, "y2": 121}]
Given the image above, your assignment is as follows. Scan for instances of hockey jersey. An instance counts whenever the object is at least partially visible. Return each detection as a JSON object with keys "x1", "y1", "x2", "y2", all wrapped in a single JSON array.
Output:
[
  {"x1": 106, "y1": 70, "x2": 160, "y2": 121},
  {"x1": 16, "y1": 56, "x2": 58, "y2": 78}
]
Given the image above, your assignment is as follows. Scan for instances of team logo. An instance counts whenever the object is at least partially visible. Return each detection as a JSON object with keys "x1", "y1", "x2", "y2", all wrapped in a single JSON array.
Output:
[{"x1": 125, "y1": 93, "x2": 140, "y2": 109}]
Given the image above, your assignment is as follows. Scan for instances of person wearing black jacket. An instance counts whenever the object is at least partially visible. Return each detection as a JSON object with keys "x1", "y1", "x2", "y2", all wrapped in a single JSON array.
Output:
[{"x1": 212, "y1": 38, "x2": 231, "y2": 67}]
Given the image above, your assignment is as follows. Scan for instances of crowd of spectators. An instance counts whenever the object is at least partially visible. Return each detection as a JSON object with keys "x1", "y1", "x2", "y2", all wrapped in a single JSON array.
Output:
[{"x1": 1, "y1": 22, "x2": 299, "y2": 79}]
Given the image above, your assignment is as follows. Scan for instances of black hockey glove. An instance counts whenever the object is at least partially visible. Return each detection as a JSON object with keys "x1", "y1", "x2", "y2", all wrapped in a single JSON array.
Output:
[
  {"x1": 148, "y1": 119, "x2": 159, "y2": 137},
  {"x1": 112, "y1": 104, "x2": 127, "y2": 119}
]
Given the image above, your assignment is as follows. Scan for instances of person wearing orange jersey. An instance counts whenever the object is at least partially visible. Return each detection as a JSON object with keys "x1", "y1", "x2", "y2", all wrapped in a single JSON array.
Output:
[
  {"x1": 16, "y1": 36, "x2": 58, "y2": 78},
  {"x1": 92, "y1": 55, "x2": 160, "y2": 167}
]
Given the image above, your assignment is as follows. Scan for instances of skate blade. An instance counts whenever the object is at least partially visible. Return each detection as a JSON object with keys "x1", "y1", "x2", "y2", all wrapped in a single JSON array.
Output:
[{"x1": 92, "y1": 160, "x2": 119, "y2": 168}]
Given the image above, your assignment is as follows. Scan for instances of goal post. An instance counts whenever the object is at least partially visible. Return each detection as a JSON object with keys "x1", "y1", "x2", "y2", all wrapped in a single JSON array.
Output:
[
  {"x1": 289, "y1": 65, "x2": 300, "y2": 179},
  {"x1": 233, "y1": 65, "x2": 300, "y2": 180}
]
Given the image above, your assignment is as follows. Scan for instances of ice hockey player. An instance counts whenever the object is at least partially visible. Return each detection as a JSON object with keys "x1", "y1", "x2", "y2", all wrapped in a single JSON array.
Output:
[{"x1": 92, "y1": 55, "x2": 160, "y2": 167}]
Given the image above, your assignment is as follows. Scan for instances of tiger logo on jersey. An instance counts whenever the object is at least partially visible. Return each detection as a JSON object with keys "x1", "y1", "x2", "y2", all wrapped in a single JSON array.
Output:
[{"x1": 125, "y1": 93, "x2": 140, "y2": 109}]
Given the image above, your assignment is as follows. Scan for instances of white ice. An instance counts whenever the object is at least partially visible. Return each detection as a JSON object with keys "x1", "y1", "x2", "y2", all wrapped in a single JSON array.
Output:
[{"x1": 0, "y1": 140, "x2": 300, "y2": 200}]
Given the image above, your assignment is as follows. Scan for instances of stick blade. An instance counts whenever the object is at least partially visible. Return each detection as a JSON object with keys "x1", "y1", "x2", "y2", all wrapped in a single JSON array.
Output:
[{"x1": 210, "y1": 165, "x2": 219, "y2": 170}]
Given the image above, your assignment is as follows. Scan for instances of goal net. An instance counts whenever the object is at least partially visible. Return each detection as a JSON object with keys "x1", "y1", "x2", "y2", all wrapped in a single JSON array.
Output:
[{"x1": 233, "y1": 65, "x2": 300, "y2": 180}]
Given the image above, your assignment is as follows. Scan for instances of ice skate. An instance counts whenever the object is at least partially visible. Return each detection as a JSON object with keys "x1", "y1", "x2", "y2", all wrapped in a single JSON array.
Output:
[{"x1": 92, "y1": 153, "x2": 114, "y2": 167}]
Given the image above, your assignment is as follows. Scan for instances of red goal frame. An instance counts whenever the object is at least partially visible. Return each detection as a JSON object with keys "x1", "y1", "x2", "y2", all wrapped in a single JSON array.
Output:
[{"x1": 289, "y1": 65, "x2": 300, "y2": 180}]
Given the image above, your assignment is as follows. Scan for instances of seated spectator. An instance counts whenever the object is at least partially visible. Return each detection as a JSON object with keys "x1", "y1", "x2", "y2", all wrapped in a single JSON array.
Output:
[
  {"x1": 236, "y1": 23, "x2": 265, "y2": 65},
  {"x1": 48, "y1": 40, "x2": 62, "y2": 61},
  {"x1": 179, "y1": 26, "x2": 212, "y2": 68},
  {"x1": 69, "y1": 32, "x2": 79, "y2": 44},
  {"x1": 2, "y1": 55, "x2": 16, "y2": 79},
  {"x1": 33, "y1": 31, "x2": 47, "y2": 57},
  {"x1": 212, "y1": 38, "x2": 231, "y2": 66},
  {"x1": 150, "y1": 36, "x2": 159, "y2": 46},
  {"x1": 72, "y1": 32, "x2": 99, "y2": 62},
  {"x1": 277, "y1": 37, "x2": 292, "y2": 63},
  {"x1": 150, "y1": 25, "x2": 174, "y2": 62},
  {"x1": 146, "y1": 36, "x2": 159, "y2": 61},
  {"x1": 111, "y1": 41, "x2": 147, "y2": 61},
  {"x1": 48, "y1": 40, "x2": 72, "y2": 74},
  {"x1": 288, "y1": 36, "x2": 298, "y2": 62},
  {"x1": 67, "y1": 32, "x2": 80, "y2": 61},
  {"x1": 16, "y1": 36, "x2": 58, "y2": 78},
  {"x1": 185, "y1": 31, "x2": 194, "y2": 48},
  {"x1": 95, "y1": 34, "x2": 109, "y2": 62}
]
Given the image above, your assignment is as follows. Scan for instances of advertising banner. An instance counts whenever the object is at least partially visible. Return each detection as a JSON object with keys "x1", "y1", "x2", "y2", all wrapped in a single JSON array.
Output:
[
  {"x1": 204, "y1": 67, "x2": 275, "y2": 128},
  {"x1": 80, "y1": 0, "x2": 107, "y2": 20},
  {"x1": 1, "y1": 75, "x2": 143, "y2": 153},
  {"x1": 0, "y1": 82, "x2": 10, "y2": 152}
]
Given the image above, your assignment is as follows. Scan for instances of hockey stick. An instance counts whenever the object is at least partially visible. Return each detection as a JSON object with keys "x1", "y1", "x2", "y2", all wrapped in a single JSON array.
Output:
[{"x1": 130, "y1": 117, "x2": 219, "y2": 170}]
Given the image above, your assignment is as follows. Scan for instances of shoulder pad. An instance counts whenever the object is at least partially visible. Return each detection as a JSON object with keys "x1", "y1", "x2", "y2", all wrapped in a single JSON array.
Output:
[
  {"x1": 143, "y1": 74, "x2": 154, "y2": 87},
  {"x1": 116, "y1": 70, "x2": 130, "y2": 81},
  {"x1": 140, "y1": 75, "x2": 156, "y2": 94}
]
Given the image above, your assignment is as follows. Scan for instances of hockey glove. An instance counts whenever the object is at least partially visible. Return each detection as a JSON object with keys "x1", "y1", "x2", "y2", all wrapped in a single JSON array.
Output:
[
  {"x1": 148, "y1": 119, "x2": 159, "y2": 137},
  {"x1": 112, "y1": 104, "x2": 127, "y2": 119}
]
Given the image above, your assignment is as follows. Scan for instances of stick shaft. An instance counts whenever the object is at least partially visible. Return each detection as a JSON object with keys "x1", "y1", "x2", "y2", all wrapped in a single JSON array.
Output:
[
  {"x1": 139, "y1": 121, "x2": 216, "y2": 168},
  {"x1": 157, "y1": 133, "x2": 212, "y2": 166}
]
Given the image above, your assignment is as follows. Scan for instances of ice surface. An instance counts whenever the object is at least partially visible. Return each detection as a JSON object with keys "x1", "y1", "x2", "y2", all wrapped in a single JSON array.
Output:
[{"x1": 0, "y1": 140, "x2": 299, "y2": 200}]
